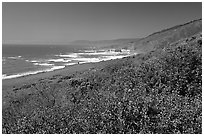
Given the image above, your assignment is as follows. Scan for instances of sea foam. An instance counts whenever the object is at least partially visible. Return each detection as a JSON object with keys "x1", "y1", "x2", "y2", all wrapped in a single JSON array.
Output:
[
  {"x1": 56, "y1": 53, "x2": 79, "y2": 58},
  {"x1": 2, "y1": 65, "x2": 65, "y2": 80}
]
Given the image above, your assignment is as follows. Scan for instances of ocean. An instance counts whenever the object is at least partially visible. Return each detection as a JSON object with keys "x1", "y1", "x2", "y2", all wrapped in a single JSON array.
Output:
[{"x1": 2, "y1": 44, "x2": 134, "y2": 80}]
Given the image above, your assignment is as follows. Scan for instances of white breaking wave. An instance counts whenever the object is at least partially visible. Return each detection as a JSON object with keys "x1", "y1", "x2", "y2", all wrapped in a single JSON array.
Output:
[
  {"x1": 73, "y1": 57, "x2": 101, "y2": 63},
  {"x1": 77, "y1": 49, "x2": 131, "y2": 56},
  {"x1": 65, "y1": 63, "x2": 77, "y2": 66},
  {"x1": 78, "y1": 51, "x2": 119, "y2": 56},
  {"x1": 101, "y1": 55, "x2": 130, "y2": 61},
  {"x1": 56, "y1": 53, "x2": 79, "y2": 58},
  {"x1": 73, "y1": 55, "x2": 131, "y2": 63},
  {"x1": 33, "y1": 63, "x2": 54, "y2": 66},
  {"x1": 83, "y1": 50, "x2": 96, "y2": 53},
  {"x1": 30, "y1": 60, "x2": 41, "y2": 63},
  {"x1": 7, "y1": 56, "x2": 22, "y2": 59},
  {"x1": 47, "y1": 58, "x2": 72, "y2": 62},
  {"x1": 49, "y1": 66, "x2": 65, "y2": 71},
  {"x1": 2, "y1": 74, "x2": 7, "y2": 78},
  {"x1": 28, "y1": 58, "x2": 72, "y2": 63},
  {"x1": 2, "y1": 65, "x2": 65, "y2": 80}
]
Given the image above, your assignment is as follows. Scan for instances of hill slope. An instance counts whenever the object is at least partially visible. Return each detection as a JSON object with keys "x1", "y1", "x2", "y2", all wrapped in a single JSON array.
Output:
[
  {"x1": 129, "y1": 19, "x2": 202, "y2": 52},
  {"x1": 69, "y1": 19, "x2": 201, "y2": 51}
]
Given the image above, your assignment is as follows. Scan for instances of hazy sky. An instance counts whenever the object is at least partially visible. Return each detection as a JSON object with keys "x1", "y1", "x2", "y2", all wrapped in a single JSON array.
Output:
[{"x1": 3, "y1": 2, "x2": 202, "y2": 44}]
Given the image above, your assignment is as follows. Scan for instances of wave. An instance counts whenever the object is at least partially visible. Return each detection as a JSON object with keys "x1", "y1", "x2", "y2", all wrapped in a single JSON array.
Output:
[
  {"x1": 30, "y1": 60, "x2": 40, "y2": 63},
  {"x1": 78, "y1": 49, "x2": 96, "y2": 53},
  {"x1": 7, "y1": 56, "x2": 22, "y2": 59},
  {"x1": 78, "y1": 51, "x2": 119, "y2": 56},
  {"x1": 27, "y1": 58, "x2": 72, "y2": 64},
  {"x1": 78, "y1": 49, "x2": 131, "y2": 56},
  {"x1": 33, "y1": 63, "x2": 54, "y2": 66},
  {"x1": 56, "y1": 53, "x2": 79, "y2": 58},
  {"x1": 65, "y1": 63, "x2": 77, "y2": 66},
  {"x1": 73, "y1": 57, "x2": 101, "y2": 63},
  {"x1": 2, "y1": 58, "x2": 6, "y2": 64},
  {"x1": 49, "y1": 66, "x2": 65, "y2": 71},
  {"x1": 73, "y1": 55, "x2": 131, "y2": 63},
  {"x1": 56, "y1": 49, "x2": 132, "y2": 59},
  {"x1": 2, "y1": 65, "x2": 65, "y2": 80},
  {"x1": 47, "y1": 58, "x2": 72, "y2": 63},
  {"x1": 102, "y1": 55, "x2": 130, "y2": 61}
]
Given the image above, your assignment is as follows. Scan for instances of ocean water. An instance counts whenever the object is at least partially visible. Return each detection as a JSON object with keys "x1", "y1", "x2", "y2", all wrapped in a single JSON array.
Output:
[{"x1": 2, "y1": 44, "x2": 134, "y2": 80}]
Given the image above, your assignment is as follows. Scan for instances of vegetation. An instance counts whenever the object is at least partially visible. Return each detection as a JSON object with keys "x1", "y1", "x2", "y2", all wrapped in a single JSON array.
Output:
[{"x1": 2, "y1": 34, "x2": 202, "y2": 134}]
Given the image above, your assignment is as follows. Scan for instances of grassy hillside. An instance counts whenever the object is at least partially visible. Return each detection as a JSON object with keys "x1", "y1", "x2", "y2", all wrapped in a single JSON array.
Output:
[
  {"x1": 130, "y1": 19, "x2": 202, "y2": 52},
  {"x1": 2, "y1": 27, "x2": 202, "y2": 134},
  {"x1": 68, "y1": 19, "x2": 201, "y2": 51},
  {"x1": 86, "y1": 19, "x2": 202, "y2": 52}
]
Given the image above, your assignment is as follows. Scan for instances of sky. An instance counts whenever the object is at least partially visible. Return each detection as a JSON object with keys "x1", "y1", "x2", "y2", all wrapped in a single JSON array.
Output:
[{"x1": 2, "y1": 2, "x2": 202, "y2": 44}]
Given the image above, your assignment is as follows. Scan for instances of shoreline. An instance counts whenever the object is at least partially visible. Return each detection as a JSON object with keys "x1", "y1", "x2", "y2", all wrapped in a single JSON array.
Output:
[
  {"x1": 2, "y1": 58, "x2": 121, "y2": 107},
  {"x1": 2, "y1": 49, "x2": 134, "y2": 80},
  {"x1": 2, "y1": 62, "x2": 95, "y2": 88},
  {"x1": 2, "y1": 51, "x2": 137, "y2": 82}
]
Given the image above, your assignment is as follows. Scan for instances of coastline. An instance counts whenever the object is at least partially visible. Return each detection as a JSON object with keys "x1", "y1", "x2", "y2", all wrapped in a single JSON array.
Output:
[
  {"x1": 2, "y1": 48, "x2": 133, "y2": 80},
  {"x1": 2, "y1": 58, "x2": 120, "y2": 108},
  {"x1": 2, "y1": 51, "x2": 137, "y2": 89}
]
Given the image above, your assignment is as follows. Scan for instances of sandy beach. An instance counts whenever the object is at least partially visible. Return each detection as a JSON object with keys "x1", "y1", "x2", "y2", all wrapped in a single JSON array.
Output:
[{"x1": 2, "y1": 58, "x2": 119, "y2": 108}]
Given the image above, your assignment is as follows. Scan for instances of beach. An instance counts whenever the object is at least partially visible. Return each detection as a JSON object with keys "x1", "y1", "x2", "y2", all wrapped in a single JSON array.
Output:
[
  {"x1": 2, "y1": 58, "x2": 120, "y2": 108},
  {"x1": 3, "y1": 44, "x2": 133, "y2": 80}
]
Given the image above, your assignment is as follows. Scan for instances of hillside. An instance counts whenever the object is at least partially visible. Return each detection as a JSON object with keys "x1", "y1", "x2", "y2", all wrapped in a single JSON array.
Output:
[
  {"x1": 69, "y1": 38, "x2": 140, "y2": 48},
  {"x1": 69, "y1": 19, "x2": 201, "y2": 52},
  {"x1": 129, "y1": 19, "x2": 202, "y2": 52},
  {"x1": 2, "y1": 20, "x2": 202, "y2": 134}
]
